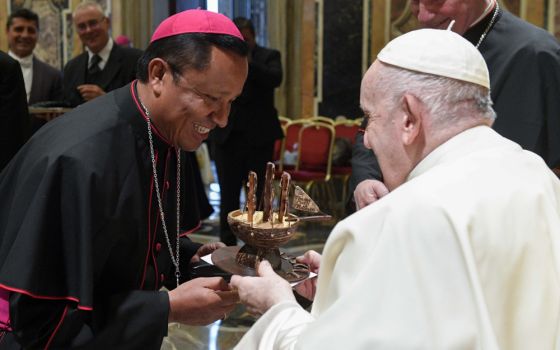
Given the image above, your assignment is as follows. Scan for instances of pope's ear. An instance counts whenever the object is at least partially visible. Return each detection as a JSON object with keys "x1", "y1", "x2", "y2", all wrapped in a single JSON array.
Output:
[
  {"x1": 401, "y1": 93, "x2": 423, "y2": 145},
  {"x1": 147, "y1": 58, "x2": 168, "y2": 95}
]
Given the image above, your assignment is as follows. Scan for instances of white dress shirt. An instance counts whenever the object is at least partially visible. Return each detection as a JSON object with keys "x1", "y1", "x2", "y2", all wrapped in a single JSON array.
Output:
[
  {"x1": 86, "y1": 38, "x2": 113, "y2": 71},
  {"x1": 8, "y1": 50, "x2": 33, "y2": 102}
]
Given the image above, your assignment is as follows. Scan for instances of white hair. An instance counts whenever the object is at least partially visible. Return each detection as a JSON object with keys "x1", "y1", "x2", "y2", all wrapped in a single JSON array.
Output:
[
  {"x1": 73, "y1": 1, "x2": 107, "y2": 19},
  {"x1": 375, "y1": 63, "x2": 496, "y2": 126}
]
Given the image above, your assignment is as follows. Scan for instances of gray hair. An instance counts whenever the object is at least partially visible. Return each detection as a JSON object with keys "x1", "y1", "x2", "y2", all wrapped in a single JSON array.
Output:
[
  {"x1": 73, "y1": 1, "x2": 106, "y2": 19},
  {"x1": 375, "y1": 63, "x2": 496, "y2": 126}
]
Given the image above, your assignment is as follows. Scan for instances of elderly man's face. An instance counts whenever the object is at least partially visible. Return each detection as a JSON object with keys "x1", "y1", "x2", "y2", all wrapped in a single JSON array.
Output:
[
  {"x1": 360, "y1": 61, "x2": 406, "y2": 189},
  {"x1": 74, "y1": 6, "x2": 110, "y2": 54},
  {"x1": 410, "y1": 0, "x2": 487, "y2": 35},
  {"x1": 7, "y1": 17, "x2": 38, "y2": 58},
  {"x1": 156, "y1": 47, "x2": 248, "y2": 151}
]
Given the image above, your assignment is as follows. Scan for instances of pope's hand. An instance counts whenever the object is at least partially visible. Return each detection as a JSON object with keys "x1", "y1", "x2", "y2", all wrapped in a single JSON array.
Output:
[
  {"x1": 354, "y1": 179, "x2": 389, "y2": 210},
  {"x1": 77, "y1": 84, "x2": 106, "y2": 101},
  {"x1": 294, "y1": 250, "x2": 321, "y2": 301},
  {"x1": 230, "y1": 260, "x2": 295, "y2": 316},
  {"x1": 168, "y1": 277, "x2": 238, "y2": 325},
  {"x1": 191, "y1": 242, "x2": 226, "y2": 263}
]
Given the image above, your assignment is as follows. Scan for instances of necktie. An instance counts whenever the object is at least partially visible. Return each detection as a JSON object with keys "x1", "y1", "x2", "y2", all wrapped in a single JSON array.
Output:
[{"x1": 88, "y1": 54, "x2": 101, "y2": 75}]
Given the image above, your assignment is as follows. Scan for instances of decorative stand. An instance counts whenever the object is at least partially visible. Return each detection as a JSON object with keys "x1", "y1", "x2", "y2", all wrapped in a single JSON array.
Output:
[{"x1": 212, "y1": 162, "x2": 330, "y2": 283}]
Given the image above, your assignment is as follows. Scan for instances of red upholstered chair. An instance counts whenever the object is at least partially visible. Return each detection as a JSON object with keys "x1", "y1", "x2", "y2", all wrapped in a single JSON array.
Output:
[
  {"x1": 277, "y1": 119, "x2": 309, "y2": 173},
  {"x1": 287, "y1": 121, "x2": 336, "y2": 212},
  {"x1": 310, "y1": 116, "x2": 334, "y2": 126}
]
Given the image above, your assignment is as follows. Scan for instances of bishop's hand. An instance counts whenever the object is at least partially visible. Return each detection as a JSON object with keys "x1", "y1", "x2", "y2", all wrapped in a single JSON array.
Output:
[
  {"x1": 167, "y1": 277, "x2": 238, "y2": 325},
  {"x1": 190, "y1": 242, "x2": 226, "y2": 264},
  {"x1": 354, "y1": 179, "x2": 390, "y2": 210}
]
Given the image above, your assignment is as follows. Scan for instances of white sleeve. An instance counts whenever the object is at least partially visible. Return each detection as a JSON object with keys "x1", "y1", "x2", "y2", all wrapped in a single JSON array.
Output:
[{"x1": 234, "y1": 300, "x2": 314, "y2": 350}]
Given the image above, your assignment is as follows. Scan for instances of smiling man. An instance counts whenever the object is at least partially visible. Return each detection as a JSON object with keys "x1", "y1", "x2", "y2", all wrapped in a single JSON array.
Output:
[
  {"x1": 62, "y1": 1, "x2": 142, "y2": 107},
  {"x1": 0, "y1": 9, "x2": 248, "y2": 349},
  {"x1": 6, "y1": 8, "x2": 62, "y2": 106}
]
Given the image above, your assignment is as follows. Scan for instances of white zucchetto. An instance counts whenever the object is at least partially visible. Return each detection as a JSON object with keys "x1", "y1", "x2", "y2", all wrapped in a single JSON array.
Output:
[{"x1": 377, "y1": 28, "x2": 490, "y2": 89}]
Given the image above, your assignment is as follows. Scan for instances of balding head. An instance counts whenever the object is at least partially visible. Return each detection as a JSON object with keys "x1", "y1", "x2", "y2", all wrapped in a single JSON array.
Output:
[{"x1": 360, "y1": 29, "x2": 495, "y2": 189}]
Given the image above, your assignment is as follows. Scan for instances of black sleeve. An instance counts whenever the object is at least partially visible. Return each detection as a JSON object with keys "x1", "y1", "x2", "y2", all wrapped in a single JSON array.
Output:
[
  {"x1": 0, "y1": 55, "x2": 29, "y2": 170},
  {"x1": 247, "y1": 49, "x2": 283, "y2": 88},
  {"x1": 9, "y1": 290, "x2": 169, "y2": 349},
  {"x1": 51, "y1": 70, "x2": 64, "y2": 102},
  {"x1": 348, "y1": 118, "x2": 383, "y2": 196}
]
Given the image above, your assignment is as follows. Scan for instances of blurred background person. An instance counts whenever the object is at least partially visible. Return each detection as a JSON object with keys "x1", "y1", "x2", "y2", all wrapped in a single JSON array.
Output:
[
  {"x1": 62, "y1": 1, "x2": 142, "y2": 107},
  {"x1": 0, "y1": 51, "x2": 28, "y2": 171},
  {"x1": 6, "y1": 8, "x2": 63, "y2": 133},
  {"x1": 212, "y1": 16, "x2": 283, "y2": 246},
  {"x1": 115, "y1": 34, "x2": 132, "y2": 47}
]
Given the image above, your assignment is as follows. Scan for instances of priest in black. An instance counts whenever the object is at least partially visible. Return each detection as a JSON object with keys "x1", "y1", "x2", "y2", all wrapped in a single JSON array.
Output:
[
  {"x1": 351, "y1": 0, "x2": 560, "y2": 210},
  {"x1": 0, "y1": 51, "x2": 29, "y2": 171},
  {"x1": 0, "y1": 9, "x2": 248, "y2": 349},
  {"x1": 62, "y1": 1, "x2": 142, "y2": 107},
  {"x1": 212, "y1": 17, "x2": 284, "y2": 246}
]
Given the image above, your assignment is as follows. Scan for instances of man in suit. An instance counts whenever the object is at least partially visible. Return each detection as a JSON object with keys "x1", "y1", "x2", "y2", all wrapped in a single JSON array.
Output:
[
  {"x1": 62, "y1": 1, "x2": 142, "y2": 107},
  {"x1": 212, "y1": 17, "x2": 284, "y2": 246},
  {"x1": 6, "y1": 8, "x2": 63, "y2": 133},
  {"x1": 6, "y1": 8, "x2": 62, "y2": 105},
  {"x1": 0, "y1": 51, "x2": 28, "y2": 170}
]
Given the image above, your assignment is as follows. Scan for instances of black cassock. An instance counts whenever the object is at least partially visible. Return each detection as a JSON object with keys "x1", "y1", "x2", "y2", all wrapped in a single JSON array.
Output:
[{"x1": 0, "y1": 82, "x2": 212, "y2": 349}]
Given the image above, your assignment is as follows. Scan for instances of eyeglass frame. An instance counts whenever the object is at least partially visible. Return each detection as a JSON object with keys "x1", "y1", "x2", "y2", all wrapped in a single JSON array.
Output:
[{"x1": 75, "y1": 16, "x2": 107, "y2": 33}]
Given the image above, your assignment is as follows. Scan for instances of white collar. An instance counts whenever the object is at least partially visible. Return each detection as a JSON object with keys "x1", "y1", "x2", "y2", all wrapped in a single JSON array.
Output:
[
  {"x1": 87, "y1": 38, "x2": 113, "y2": 63},
  {"x1": 8, "y1": 50, "x2": 33, "y2": 68}
]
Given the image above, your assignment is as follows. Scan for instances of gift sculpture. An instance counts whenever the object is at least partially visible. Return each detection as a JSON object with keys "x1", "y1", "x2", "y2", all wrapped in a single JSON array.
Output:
[{"x1": 211, "y1": 162, "x2": 329, "y2": 283}]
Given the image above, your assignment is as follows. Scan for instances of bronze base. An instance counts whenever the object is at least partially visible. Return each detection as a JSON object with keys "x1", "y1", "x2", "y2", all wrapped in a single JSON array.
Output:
[{"x1": 212, "y1": 245, "x2": 310, "y2": 283}]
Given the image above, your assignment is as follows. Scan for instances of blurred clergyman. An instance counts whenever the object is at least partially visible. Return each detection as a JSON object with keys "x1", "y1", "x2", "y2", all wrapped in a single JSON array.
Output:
[{"x1": 212, "y1": 17, "x2": 283, "y2": 246}]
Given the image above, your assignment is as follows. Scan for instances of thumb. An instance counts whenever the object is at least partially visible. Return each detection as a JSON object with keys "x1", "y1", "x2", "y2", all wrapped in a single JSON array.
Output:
[{"x1": 256, "y1": 260, "x2": 275, "y2": 277}]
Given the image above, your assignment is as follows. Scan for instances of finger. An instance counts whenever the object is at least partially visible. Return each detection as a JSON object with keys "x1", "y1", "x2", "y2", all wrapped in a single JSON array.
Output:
[
  {"x1": 214, "y1": 290, "x2": 240, "y2": 304},
  {"x1": 256, "y1": 260, "x2": 275, "y2": 277},
  {"x1": 229, "y1": 275, "x2": 242, "y2": 289}
]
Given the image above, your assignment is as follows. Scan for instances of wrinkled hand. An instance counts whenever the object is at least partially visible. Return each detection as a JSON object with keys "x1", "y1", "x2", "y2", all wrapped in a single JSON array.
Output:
[
  {"x1": 294, "y1": 250, "x2": 321, "y2": 301},
  {"x1": 77, "y1": 84, "x2": 105, "y2": 101},
  {"x1": 191, "y1": 242, "x2": 226, "y2": 264},
  {"x1": 354, "y1": 179, "x2": 389, "y2": 210},
  {"x1": 168, "y1": 277, "x2": 238, "y2": 325},
  {"x1": 230, "y1": 260, "x2": 295, "y2": 316}
]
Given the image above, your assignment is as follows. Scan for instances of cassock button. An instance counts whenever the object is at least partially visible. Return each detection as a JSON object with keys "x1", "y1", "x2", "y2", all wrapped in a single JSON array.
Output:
[
  {"x1": 160, "y1": 273, "x2": 165, "y2": 282},
  {"x1": 155, "y1": 243, "x2": 162, "y2": 252},
  {"x1": 165, "y1": 181, "x2": 170, "y2": 190}
]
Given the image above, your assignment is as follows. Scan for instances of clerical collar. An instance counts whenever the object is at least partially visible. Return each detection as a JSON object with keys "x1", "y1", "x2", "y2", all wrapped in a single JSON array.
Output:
[
  {"x1": 463, "y1": 2, "x2": 501, "y2": 48},
  {"x1": 86, "y1": 38, "x2": 113, "y2": 69},
  {"x1": 8, "y1": 50, "x2": 33, "y2": 68}
]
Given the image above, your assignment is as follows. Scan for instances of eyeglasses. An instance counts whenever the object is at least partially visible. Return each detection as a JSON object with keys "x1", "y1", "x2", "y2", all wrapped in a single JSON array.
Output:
[{"x1": 76, "y1": 17, "x2": 105, "y2": 33}]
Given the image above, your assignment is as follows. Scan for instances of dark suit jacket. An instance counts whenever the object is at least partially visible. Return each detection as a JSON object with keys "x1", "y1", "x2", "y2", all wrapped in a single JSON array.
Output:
[
  {"x1": 212, "y1": 45, "x2": 283, "y2": 147},
  {"x1": 62, "y1": 43, "x2": 142, "y2": 107},
  {"x1": 29, "y1": 57, "x2": 63, "y2": 105},
  {"x1": 0, "y1": 51, "x2": 29, "y2": 170}
]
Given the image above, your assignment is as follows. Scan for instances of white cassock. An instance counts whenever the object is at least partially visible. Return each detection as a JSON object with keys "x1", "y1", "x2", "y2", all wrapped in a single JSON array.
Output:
[{"x1": 235, "y1": 126, "x2": 560, "y2": 350}]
